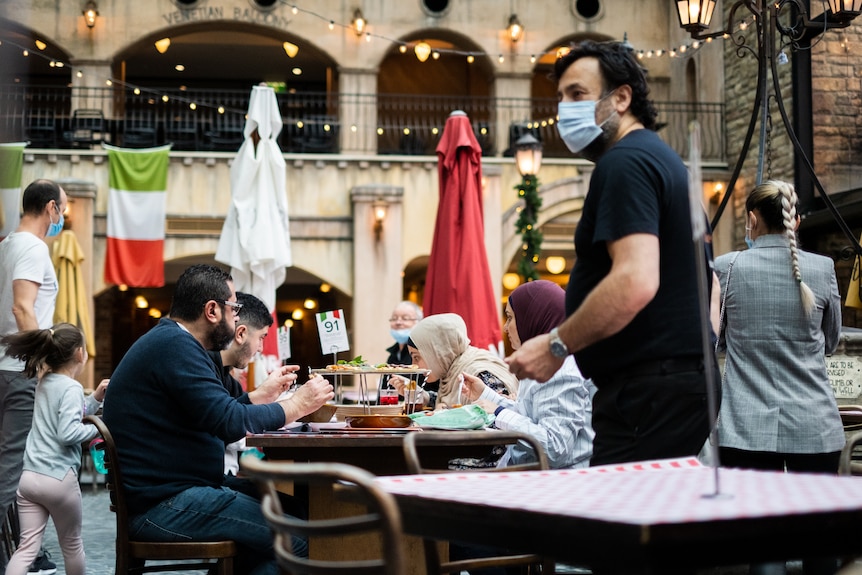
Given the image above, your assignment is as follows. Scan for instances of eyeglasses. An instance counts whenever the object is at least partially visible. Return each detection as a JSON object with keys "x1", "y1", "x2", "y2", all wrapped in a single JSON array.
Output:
[
  {"x1": 223, "y1": 300, "x2": 243, "y2": 313},
  {"x1": 389, "y1": 316, "x2": 418, "y2": 323}
]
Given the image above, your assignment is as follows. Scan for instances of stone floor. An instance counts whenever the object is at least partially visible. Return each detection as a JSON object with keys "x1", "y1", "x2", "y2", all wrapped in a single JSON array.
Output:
[{"x1": 33, "y1": 482, "x2": 814, "y2": 575}]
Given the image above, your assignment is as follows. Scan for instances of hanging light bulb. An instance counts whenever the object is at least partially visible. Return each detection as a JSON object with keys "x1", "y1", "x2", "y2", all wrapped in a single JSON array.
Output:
[
  {"x1": 507, "y1": 14, "x2": 524, "y2": 43},
  {"x1": 154, "y1": 38, "x2": 171, "y2": 54},
  {"x1": 283, "y1": 41, "x2": 299, "y2": 57},
  {"x1": 414, "y1": 41, "x2": 431, "y2": 62}
]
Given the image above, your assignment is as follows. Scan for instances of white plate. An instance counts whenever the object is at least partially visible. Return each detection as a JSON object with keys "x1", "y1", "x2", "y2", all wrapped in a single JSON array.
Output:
[{"x1": 309, "y1": 421, "x2": 348, "y2": 432}]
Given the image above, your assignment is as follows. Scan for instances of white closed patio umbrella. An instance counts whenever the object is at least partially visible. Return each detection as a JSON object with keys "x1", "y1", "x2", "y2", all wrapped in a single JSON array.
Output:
[{"x1": 216, "y1": 84, "x2": 292, "y2": 383}]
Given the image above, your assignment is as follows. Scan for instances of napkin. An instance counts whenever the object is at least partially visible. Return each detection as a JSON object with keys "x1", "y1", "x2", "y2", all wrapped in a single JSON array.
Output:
[{"x1": 408, "y1": 405, "x2": 495, "y2": 430}]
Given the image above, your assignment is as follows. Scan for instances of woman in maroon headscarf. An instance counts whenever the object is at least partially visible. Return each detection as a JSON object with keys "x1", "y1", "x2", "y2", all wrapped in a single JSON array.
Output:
[{"x1": 462, "y1": 280, "x2": 596, "y2": 469}]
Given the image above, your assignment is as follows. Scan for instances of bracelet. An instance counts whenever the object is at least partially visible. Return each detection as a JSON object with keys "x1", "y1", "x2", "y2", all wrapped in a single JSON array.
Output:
[{"x1": 494, "y1": 405, "x2": 506, "y2": 416}]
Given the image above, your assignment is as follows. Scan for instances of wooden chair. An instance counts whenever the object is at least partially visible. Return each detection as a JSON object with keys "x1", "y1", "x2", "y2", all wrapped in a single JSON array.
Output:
[
  {"x1": 241, "y1": 457, "x2": 406, "y2": 575},
  {"x1": 839, "y1": 431, "x2": 862, "y2": 476},
  {"x1": 83, "y1": 415, "x2": 236, "y2": 575},
  {"x1": 402, "y1": 431, "x2": 555, "y2": 575}
]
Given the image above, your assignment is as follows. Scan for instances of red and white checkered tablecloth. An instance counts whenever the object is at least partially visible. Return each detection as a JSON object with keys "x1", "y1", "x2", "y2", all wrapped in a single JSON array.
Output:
[{"x1": 376, "y1": 457, "x2": 862, "y2": 525}]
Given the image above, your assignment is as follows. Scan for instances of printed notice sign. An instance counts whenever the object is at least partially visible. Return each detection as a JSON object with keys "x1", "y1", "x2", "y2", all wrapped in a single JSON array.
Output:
[
  {"x1": 277, "y1": 326, "x2": 291, "y2": 361},
  {"x1": 827, "y1": 356, "x2": 862, "y2": 399},
  {"x1": 316, "y1": 309, "x2": 350, "y2": 355}
]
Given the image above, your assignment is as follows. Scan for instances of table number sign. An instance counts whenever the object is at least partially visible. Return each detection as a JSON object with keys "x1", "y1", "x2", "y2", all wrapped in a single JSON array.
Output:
[
  {"x1": 277, "y1": 325, "x2": 292, "y2": 361},
  {"x1": 316, "y1": 309, "x2": 350, "y2": 355}
]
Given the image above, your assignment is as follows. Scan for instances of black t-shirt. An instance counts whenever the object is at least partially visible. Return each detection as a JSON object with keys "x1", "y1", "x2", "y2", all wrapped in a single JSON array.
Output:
[{"x1": 565, "y1": 129, "x2": 709, "y2": 379}]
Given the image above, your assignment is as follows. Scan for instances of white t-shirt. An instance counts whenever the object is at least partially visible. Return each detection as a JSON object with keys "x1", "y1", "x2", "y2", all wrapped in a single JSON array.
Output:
[{"x1": 0, "y1": 231, "x2": 58, "y2": 371}]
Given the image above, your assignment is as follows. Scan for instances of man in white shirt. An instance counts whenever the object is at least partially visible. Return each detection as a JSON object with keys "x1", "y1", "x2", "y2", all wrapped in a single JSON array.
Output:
[{"x1": 0, "y1": 179, "x2": 67, "y2": 574}]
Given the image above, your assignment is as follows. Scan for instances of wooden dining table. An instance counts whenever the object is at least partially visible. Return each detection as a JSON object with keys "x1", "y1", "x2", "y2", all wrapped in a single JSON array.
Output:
[
  {"x1": 246, "y1": 429, "x2": 488, "y2": 575},
  {"x1": 375, "y1": 457, "x2": 862, "y2": 573}
]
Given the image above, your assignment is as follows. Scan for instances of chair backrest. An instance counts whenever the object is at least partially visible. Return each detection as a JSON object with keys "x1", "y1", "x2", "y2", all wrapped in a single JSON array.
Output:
[
  {"x1": 840, "y1": 431, "x2": 862, "y2": 476},
  {"x1": 82, "y1": 415, "x2": 132, "y2": 550},
  {"x1": 403, "y1": 431, "x2": 553, "y2": 575},
  {"x1": 241, "y1": 457, "x2": 406, "y2": 575},
  {"x1": 403, "y1": 430, "x2": 550, "y2": 474}
]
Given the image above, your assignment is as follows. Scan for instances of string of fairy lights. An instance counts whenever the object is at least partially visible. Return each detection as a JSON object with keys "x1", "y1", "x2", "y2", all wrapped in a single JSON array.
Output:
[{"x1": 0, "y1": 4, "x2": 759, "y2": 124}]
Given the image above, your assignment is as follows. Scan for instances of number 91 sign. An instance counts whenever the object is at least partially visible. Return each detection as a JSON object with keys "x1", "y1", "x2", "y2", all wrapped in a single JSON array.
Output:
[{"x1": 316, "y1": 309, "x2": 350, "y2": 355}]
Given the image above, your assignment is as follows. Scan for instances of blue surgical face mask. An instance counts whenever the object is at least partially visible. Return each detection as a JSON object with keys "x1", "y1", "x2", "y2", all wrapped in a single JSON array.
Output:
[
  {"x1": 557, "y1": 101, "x2": 603, "y2": 154},
  {"x1": 390, "y1": 328, "x2": 411, "y2": 345},
  {"x1": 47, "y1": 205, "x2": 64, "y2": 237},
  {"x1": 744, "y1": 227, "x2": 754, "y2": 249},
  {"x1": 556, "y1": 91, "x2": 616, "y2": 155}
]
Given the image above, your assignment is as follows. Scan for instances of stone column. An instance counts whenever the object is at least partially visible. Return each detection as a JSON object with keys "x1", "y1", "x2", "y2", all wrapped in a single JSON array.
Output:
[
  {"x1": 55, "y1": 178, "x2": 97, "y2": 391},
  {"x1": 482, "y1": 163, "x2": 503, "y2": 312},
  {"x1": 339, "y1": 69, "x2": 378, "y2": 155},
  {"x1": 494, "y1": 72, "x2": 533, "y2": 156},
  {"x1": 350, "y1": 185, "x2": 404, "y2": 363}
]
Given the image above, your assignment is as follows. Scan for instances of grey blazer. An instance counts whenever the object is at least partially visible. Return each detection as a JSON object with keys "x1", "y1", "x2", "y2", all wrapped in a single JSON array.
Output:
[{"x1": 714, "y1": 234, "x2": 844, "y2": 454}]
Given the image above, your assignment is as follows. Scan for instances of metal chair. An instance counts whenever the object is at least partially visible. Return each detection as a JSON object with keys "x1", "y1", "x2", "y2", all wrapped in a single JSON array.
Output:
[
  {"x1": 402, "y1": 431, "x2": 555, "y2": 574},
  {"x1": 66, "y1": 109, "x2": 106, "y2": 148},
  {"x1": 241, "y1": 457, "x2": 406, "y2": 575},
  {"x1": 24, "y1": 108, "x2": 57, "y2": 148},
  {"x1": 83, "y1": 415, "x2": 236, "y2": 575},
  {"x1": 839, "y1": 405, "x2": 862, "y2": 434},
  {"x1": 839, "y1": 431, "x2": 862, "y2": 476}
]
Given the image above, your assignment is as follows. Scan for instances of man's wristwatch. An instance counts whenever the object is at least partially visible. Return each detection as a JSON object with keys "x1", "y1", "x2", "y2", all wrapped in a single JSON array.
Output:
[{"x1": 549, "y1": 327, "x2": 570, "y2": 358}]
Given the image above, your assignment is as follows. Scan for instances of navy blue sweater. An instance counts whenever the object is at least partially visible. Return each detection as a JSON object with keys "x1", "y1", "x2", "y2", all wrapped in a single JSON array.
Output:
[{"x1": 103, "y1": 318, "x2": 285, "y2": 516}]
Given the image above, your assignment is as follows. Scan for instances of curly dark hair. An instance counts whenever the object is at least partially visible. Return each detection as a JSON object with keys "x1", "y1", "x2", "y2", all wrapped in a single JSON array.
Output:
[{"x1": 553, "y1": 40, "x2": 658, "y2": 131}]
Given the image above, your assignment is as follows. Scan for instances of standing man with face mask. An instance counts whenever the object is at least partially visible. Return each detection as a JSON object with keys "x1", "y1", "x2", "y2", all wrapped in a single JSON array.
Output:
[
  {"x1": 0, "y1": 179, "x2": 67, "y2": 574},
  {"x1": 506, "y1": 41, "x2": 718, "y2": 467}
]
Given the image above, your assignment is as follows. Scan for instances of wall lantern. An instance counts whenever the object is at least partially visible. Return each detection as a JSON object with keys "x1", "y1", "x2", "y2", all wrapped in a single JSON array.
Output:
[
  {"x1": 352, "y1": 9, "x2": 367, "y2": 36},
  {"x1": 373, "y1": 199, "x2": 388, "y2": 240},
  {"x1": 507, "y1": 14, "x2": 524, "y2": 43},
  {"x1": 83, "y1": 1, "x2": 99, "y2": 29}
]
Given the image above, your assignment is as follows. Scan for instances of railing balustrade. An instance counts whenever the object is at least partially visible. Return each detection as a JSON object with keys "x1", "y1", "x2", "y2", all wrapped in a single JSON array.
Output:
[{"x1": 0, "y1": 84, "x2": 725, "y2": 162}]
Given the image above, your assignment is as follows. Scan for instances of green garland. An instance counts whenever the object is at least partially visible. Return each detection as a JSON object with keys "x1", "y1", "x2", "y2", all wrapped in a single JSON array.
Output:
[{"x1": 514, "y1": 174, "x2": 543, "y2": 281}]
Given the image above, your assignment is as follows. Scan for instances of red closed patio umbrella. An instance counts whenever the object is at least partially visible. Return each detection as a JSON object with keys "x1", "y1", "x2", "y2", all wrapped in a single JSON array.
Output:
[{"x1": 424, "y1": 111, "x2": 502, "y2": 354}]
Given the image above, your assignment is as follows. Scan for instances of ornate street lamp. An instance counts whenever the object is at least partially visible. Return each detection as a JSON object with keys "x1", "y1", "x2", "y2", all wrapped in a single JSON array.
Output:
[
  {"x1": 513, "y1": 134, "x2": 543, "y2": 281},
  {"x1": 677, "y1": 0, "x2": 862, "y2": 251}
]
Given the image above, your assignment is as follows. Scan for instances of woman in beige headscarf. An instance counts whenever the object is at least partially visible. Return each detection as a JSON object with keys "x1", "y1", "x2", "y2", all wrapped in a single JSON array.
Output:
[{"x1": 392, "y1": 313, "x2": 518, "y2": 409}]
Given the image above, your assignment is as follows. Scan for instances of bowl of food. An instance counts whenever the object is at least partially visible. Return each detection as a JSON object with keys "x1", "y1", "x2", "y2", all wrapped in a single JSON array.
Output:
[
  {"x1": 298, "y1": 404, "x2": 338, "y2": 423},
  {"x1": 344, "y1": 414, "x2": 413, "y2": 428}
]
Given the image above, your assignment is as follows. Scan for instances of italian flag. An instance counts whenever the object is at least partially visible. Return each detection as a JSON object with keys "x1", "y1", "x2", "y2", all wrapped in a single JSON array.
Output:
[
  {"x1": 104, "y1": 144, "x2": 170, "y2": 287},
  {"x1": 0, "y1": 142, "x2": 25, "y2": 241}
]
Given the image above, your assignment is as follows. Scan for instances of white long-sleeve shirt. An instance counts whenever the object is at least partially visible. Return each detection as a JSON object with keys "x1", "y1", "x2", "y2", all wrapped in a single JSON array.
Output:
[{"x1": 481, "y1": 356, "x2": 596, "y2": 469}]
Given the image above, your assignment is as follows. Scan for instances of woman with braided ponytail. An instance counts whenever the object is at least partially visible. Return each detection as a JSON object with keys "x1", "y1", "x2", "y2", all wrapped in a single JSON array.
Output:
[
  {"x1": 714, "y1": 180, "x2": 843, "y2": 575},
  {"x1": 1, "y1": 323, "x2": 107, "y2": 575}
]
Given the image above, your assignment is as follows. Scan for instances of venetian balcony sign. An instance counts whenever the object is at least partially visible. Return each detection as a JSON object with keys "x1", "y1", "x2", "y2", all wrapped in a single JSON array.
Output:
[{"x1": 162, "y1": 5, "x2": 292, "y2": 29}]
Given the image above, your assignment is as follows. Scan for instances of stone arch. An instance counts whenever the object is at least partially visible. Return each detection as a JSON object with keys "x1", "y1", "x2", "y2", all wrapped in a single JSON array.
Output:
[
  {"x1": 502, "y1": 172, "x2": 591, "y2": 273},
  {"x1": 376, "y1": 29, "x2": 496, "y2": 155}
]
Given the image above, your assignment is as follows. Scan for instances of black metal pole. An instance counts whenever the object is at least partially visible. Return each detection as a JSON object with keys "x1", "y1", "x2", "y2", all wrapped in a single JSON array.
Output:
[{"x1": 792, "y1": 0, "x2": 815, "y2": 214}]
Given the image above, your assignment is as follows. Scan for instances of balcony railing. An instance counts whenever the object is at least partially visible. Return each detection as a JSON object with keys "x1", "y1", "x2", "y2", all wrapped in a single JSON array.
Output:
[{"x1": 0, "y1": 85, "x2": 725, "y2": 162}]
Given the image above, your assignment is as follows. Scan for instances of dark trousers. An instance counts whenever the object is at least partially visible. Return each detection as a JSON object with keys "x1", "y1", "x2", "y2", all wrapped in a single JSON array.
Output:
[
  {"x1": 590, "y1": 357, "x2": 719, "y2": 466},
  {"x1": 719, "y1": 446, "x2": 841, "y2": 575}
]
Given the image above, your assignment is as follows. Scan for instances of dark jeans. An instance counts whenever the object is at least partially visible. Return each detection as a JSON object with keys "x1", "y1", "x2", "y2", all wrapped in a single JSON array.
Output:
[
  {"x1": 590, "y1": 358, "x2": 719, "y2": 466},
  {"x1": 0, "y1": 370, "x2": 36, "y2": 570},
  {"x1": 130, "y1": 485, "x2": 307, "y2": 575},
  {"x1": 719, "y1": 447, "x2": 841, "y2": 575}
]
